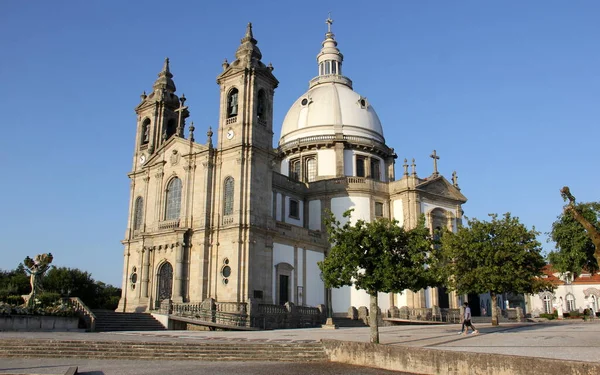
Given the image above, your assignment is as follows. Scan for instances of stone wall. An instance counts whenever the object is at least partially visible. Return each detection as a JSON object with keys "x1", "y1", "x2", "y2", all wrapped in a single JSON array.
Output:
[
  {"x1": 322, "y1": 340, "x2": 600, "y2": 375},
  {"x1": 0, "y1": 316, "x2": 79, "y2": 331}
]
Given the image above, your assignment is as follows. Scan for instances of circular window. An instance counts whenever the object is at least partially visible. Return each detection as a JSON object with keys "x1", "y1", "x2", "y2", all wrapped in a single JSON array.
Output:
[
  {"x1": 222, "y1": 265, "x2": 231, "y2": 278},
  {"x1": 130, "y1": 272, "x2": 138, "y2": 284},
  {"x1": 223, "y1": 278, "x2": 229, "y2": 285},
  {"x1": 360, "y1": 99, "x2": 366, "y2": 107},
  {"x1": 301, "y1": 98, "x2": 308, "y2": 106},
  {"x1": 132, "y1": 266, "x2": 137, "y2": 273},
  {"x1": 224, "y1": 258, "x2": 229, "y2": 265}
]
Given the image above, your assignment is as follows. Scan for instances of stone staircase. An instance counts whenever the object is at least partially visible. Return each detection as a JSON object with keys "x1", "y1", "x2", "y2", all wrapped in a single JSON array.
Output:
[
  {"x1": 0, "y1": 339, "x2": 327, "y2": 362},
  {"x1": 92, "y1": 310, "x2": 166, "y2": 332}
]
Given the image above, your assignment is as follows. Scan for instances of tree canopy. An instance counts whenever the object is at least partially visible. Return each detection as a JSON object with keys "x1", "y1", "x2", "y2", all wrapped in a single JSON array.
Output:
[
  {"x1": 548, "y1": 201, "x2": 599, "y2": 276},
  {"x1": 0, "y1": 263, "x2": 121, "y2": 310},
  {"x1": 319, "y1": 210, "x2": 432, "y2": 342},
  {"x1": 551, "y1": 187, "x2": 600, "y2": 273},
  {"x1": 436, "y1": 213, "x2": 550, "y2": 325}
]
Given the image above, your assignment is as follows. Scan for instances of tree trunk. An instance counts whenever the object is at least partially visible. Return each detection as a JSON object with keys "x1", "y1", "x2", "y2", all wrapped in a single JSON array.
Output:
[
  {"x1": 490, "y1": 292, "x2": 499, "y2": 326},
  {"x1": 566, "y1": 206, "x2": 600, "y2": 265},
  {"x1": 369, "y1": 293, "x2": 379, "y2": 344},
  {"x1": 562, "y1": 186, "x2": 600, "y2": 265}
]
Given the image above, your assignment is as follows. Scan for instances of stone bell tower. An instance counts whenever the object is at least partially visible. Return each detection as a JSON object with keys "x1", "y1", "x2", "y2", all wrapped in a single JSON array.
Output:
[
  {"x1": 208, "y1": 23, "x2": 279, "y2": 302},
  {"x1": 133, "y1": 58, "x2": 189, "y2": 168}
]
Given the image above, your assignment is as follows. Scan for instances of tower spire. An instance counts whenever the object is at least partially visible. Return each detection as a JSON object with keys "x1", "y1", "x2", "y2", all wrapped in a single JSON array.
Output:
[
  {"x1": 153, "y1": 57, "x2": 176, "y2": 93},
  {"x1": 311, "y1": 14, "x2": 352, "y2": 89},
  {"x1": 235, "y1": 22, "x2": 262, "y2": 66}
]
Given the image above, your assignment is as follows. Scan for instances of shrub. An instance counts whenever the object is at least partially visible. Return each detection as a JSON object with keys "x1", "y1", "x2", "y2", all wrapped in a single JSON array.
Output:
[
  {"x1": 539, "y1": 313, "x2": 555, "y2": 320},
  {"x1": 3, "y1": 295, "x2": 25, "y2": 305},
  {"x1": 36, "y1": 292, "x2": 61, "y2": 307}
]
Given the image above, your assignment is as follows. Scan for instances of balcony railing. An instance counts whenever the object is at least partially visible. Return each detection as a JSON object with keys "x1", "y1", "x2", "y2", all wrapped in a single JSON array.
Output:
[{"x1": 158, "y1": 219, "x2": 180, "y2": 230}]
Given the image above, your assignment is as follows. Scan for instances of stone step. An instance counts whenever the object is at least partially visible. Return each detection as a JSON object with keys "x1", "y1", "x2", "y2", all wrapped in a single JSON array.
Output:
[
  {"x1": 0, "y1": 339, "x2": 327, "y2": 362},
  {"x1": 90, "y1": 310, "x2": 166, "y2": 331}
]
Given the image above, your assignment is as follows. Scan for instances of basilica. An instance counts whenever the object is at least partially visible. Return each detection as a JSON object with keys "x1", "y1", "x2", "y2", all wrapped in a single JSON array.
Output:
[{"x1": 117, "y1": 19, "x2": 467, "y2": 315}]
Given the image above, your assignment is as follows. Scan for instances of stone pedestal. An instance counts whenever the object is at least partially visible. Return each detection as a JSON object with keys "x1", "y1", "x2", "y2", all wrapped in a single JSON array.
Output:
[{"x1": 321, "y1": 317, "x2": 338, "y2": 329}]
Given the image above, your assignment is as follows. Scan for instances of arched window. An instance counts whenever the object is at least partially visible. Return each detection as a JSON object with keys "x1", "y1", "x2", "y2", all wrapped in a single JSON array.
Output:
[
  {"x1": 305, "y1": 157, "x2": 317, "y2": 182},
  {"x1": 165, "y1": 178, "x2": 182, "y2": 220},
  {"x1": 370, "y1": 158, "x2": 381, "y2": 180},
  {"x1": 227, "y1": 88, "x2": 239, "y2": 118},
  {"x1": 290, "y1": 159, "x2": 300, "y2": 181},
  {"x1": 223, "y1": 177, "x2": 234, "y2": 216},
  {"x1": 566, "y1": 294, "x2": 576, "y2": 312},
  {"x1": 165, "y1": 119, "x2": 177, "y2": 140},
  {"x1": 133, "y1": 196, "x2": 144, "y2": 230},
  {"x1": 542, "y1": 294, "x2": 552, "y2": 314},
  {"x1": 257, "y1": 89, "x2": 266, "y2": 121},
  {"x1": 141, "y1": 118, "x2": 150, "y2": 145}
]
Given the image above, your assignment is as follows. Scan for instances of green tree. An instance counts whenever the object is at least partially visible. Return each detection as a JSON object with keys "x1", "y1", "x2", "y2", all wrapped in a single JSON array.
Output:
[
  {"x1": 548, "y1": 202, "x2": 598, "y2": 276},
  {"x1": 437, "y1": 213, "x2": 550, "y2": 326},
  {"x1": 552, "y1": 187, "x2": 600, "y2": 271},
  {"x1": 319, "y1": 210, "x2": 432, "y2": 343},
  {"x1": 42, "y1": 267, "x2": 99, "y2": 306}
]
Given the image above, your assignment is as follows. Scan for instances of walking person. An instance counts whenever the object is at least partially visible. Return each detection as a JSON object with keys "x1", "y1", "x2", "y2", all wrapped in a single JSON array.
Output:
[{"x1": 458, "y1": 302, "x2": 479, "y2": 335}]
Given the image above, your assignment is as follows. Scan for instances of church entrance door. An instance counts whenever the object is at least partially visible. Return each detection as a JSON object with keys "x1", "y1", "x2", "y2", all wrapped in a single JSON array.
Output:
[
  {"x1": 157, "y1": 262, "x2": 173, "y2": 302},
  {"x1": 279, "y1": 275, "x2": 289, "y2": 305}
]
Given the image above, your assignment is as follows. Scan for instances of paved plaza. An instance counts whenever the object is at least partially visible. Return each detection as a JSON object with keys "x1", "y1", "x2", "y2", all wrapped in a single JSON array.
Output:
[{"x1": 0, "y1": 320, "x2": 598, "y2": 374}]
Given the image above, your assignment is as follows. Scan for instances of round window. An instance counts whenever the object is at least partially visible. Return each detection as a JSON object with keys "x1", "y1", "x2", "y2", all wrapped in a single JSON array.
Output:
[
  {"x1": 222, "y1": 265, "x2": 231, "y2": 278},
  {"x1": 223, "y1": 278, "x2": 229, "y2": 285},
  {"x1": 301, "y1": 98, "x2": 308, "y2": 106},
  {"x1": 224, "y1": 258, "x2": 229, "y2": 265},
  {"x1": 360, "y1": 99, "x2": 366, "y2": 107},
  {"x1": 130, "y1": 272, "x2": 138, "y2": 284}
]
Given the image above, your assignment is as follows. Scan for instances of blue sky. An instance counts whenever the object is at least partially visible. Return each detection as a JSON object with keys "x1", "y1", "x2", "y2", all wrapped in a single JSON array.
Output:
[{"x1": 1, "y1": 1, "x2": 598, "y2": 287}]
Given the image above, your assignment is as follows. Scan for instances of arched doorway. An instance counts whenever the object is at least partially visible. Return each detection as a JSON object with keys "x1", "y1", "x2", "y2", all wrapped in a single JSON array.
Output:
[{"x1": 157, "y1": 262, "x2": 173, "y2": 302}]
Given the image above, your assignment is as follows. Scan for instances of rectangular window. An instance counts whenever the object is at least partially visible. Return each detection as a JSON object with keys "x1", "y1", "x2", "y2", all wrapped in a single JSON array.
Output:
[
  {"x1": 289, "y1": 199, "x2": 299, "y2": 219},
  {"x1": 253, "y1": 290, "x2": 263, "y2": 299},
  {"x1": 356, "y1": 157, "x2": 365, "y2": 177},
  {"x1": 375, "y1": 202, "x2": 384, "y2": 217},
  {"x1": 332, "y1": 61, "x2": 337, "y2": 74},
  {"x1": 370, "y1": 158, "x2": 381, "y2": 180}
]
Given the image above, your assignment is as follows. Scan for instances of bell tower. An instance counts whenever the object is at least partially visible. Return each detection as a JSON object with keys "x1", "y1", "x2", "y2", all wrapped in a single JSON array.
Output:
[
  {"x1": 216, "y1": 23, "x2": 278, "y2": 150},
  {"x1": 133, "y1": 58, "x2": 189, "y2": 168},
  {"x1": 211, "y1": 23, "x2": 279, "y2": 302}
]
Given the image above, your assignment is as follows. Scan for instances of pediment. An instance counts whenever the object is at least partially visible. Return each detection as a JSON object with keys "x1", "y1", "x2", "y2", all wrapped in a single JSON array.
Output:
[
  {"x1": 143, "y1": 136, "x2": 210, "y2": 167},
  {"x1": 416, "y1": 176, "x2": 467, "y2": 203}
]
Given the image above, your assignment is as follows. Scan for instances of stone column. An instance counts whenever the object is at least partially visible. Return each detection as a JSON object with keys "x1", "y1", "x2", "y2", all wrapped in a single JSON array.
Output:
[
  {"x1": 334, "y1": 140, "x2": 344, "y2": 177},
  {"x1": 141, "y1": 248, "x2": 151, "y2": 299},
  {"x1": 173, "y1": 244, "x2": 184, "y2": 302}
]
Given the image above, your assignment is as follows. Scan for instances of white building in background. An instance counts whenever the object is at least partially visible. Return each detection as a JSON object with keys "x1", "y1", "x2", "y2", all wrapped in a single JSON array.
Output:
[
  {"x1": 118, "y1": 19, "x2": 467, "y2": 315},
  {"x1": 528, "y1": 266, "x2": 600, "y2": 317}
]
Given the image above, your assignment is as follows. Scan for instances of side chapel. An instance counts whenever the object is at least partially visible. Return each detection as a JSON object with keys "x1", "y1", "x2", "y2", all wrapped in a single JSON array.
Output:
[{"x1": 118, "y1": 19, "x2": 467, "y2": 315}]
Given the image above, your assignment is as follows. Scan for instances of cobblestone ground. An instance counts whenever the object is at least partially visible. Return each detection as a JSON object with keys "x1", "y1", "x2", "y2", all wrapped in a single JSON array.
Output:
[{"x1": 0, "y1": 358, "x2": 416, "y2": 375}]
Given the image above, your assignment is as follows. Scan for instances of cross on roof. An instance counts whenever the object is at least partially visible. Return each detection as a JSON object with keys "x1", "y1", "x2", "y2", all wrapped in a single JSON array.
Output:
[
  {"x1": 326, "y1": 13, "x2": 333, "y2": 33},
  {"x1": 430, "y1": 150, "x2": 440, "y2": 176}
]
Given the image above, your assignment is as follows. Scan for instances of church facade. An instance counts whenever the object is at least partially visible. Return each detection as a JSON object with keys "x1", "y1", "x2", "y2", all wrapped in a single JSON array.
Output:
[{"x1": 117, "y1": 20, "x2": 467, "y2": 315}]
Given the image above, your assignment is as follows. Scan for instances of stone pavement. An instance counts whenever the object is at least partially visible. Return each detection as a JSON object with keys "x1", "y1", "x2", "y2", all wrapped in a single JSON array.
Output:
[{"x1": 1, "y1": 319, "x2": 598, "y2": 365}]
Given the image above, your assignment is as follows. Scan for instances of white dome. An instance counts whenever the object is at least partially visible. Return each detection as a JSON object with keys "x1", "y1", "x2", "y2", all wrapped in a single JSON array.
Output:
[{"x1": 279, "y1": 82, "x2": 384, "y2": 145}]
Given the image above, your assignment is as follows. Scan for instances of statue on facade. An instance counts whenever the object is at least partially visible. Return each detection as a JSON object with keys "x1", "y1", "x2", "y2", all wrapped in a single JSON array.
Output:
[{"x1": 23, "y1": 253, "x2": 53, "y2": 308}]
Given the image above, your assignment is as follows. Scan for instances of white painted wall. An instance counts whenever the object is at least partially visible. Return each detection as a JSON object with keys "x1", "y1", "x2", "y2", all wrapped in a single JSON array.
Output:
[
  {"x1": 331, "y1": 196, "x2": 370, "y2": 225},
  {"x1": 297, "y1": 248, "x2": 304, "y2": 298},
  {"x1": 392, "y1": 199, "x2": 404, "y2": 226},
  {"x1": 305, "y1": 250, "x2": 325, "y2": 306},
  {"x1": 275, "y1": 193, "x2": 282, "y2": 221},
  {"x1": 308, "y1": 200, "x2": 321, "y2": 230},
  {"x1": 332, "y1": 286, "x2": 352, "y2": 313},
  {"x1": 317, "y1": 149, "x2": 336, "y2": 177},
  {"x1": 284, "y1": 196, "x2": 303, "y2": 226},
  {"x1": 280, "y1": 159, "x2": 289, "y2": 176},
  {"x1": 343, "y1": 150, "x2": 354, "y2": 176},
  {"x1": 272, "y1": 243, "x2": 295, "y2": 304}
]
